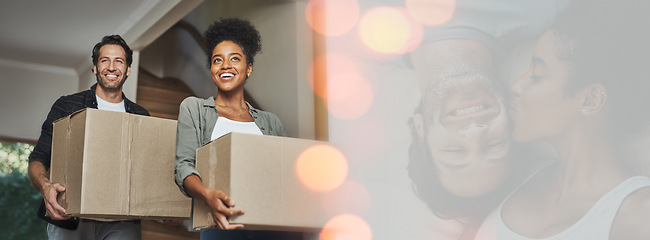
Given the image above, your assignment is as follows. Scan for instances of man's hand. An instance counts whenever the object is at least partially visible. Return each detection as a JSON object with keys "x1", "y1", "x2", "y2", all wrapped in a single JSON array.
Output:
[
  {"x1": 202, "y1": 188, "x2": 245, "y2": 230},
  {"x1": 28, "y1": 161, "x2": 69, "y2": 220},
  {"x1": 41, "y1": 182, "x2": 70, "y2": 220}
]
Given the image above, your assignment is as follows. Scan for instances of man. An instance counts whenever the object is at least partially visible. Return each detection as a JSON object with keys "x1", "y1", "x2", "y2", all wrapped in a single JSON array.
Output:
[
  {"x1": 406, "y1": 31, "x2": 550, "y2": 240},
  {"x1": 28, "y1": 35, "x2": 149, "y2": 240},
  {"x1": 408, "y1": 41, "x2": 516, "y2": 220}
]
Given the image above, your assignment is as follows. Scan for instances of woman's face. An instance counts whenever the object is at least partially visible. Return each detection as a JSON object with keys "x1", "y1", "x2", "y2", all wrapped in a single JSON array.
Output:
[
  {"x1": 509, "y1": 31, "x2": 581, "y2": 142},
  {"x1": 211, "y1": 40, "x2": 252, "y2": 92}
]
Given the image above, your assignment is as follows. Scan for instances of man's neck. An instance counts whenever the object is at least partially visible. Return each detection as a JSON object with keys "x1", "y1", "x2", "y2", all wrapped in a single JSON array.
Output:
[{"x1": 95, "y1": 86, "x2": 123, "y2": 103}]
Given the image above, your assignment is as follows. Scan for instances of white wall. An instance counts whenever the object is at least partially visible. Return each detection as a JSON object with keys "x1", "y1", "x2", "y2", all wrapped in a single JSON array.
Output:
[
  {"x1": 245, "y1": 1, "x2": 315, "y2": 139},
  {"x1": 0, "y1": 59, "x2": 79, "y2": 140},
  {"x1": 0, "y1": 51, "x2": 140, "y2": 141}
]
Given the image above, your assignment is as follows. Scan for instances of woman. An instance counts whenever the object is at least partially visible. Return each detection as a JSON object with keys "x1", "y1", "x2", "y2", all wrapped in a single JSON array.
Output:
[
  {"x1": 174, "y1": 18, "x2": 301, "y2": 240},
  {"x1": 478, "y1": 1, "x2": 650, "y2": 239}
]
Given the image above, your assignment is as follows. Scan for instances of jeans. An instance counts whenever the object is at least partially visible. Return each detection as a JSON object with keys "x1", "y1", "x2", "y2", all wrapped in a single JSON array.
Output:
[{"x1": 47, "y1": 220, "x2": 140, "y2": 240}]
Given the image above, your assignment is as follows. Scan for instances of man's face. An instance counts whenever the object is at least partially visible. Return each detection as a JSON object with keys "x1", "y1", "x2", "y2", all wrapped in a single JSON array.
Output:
[
  {"x1": 93, "y1": 44, "x2": 130, "y2": 91},
  {"x1": 419, "y1": 74, "x2": 512, "y2": 197}
]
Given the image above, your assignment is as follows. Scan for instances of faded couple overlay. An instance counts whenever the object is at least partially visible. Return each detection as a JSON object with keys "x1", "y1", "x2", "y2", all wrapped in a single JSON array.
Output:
[{"x1": 311, "y1": 0, "x2": 650, "y2": 239}]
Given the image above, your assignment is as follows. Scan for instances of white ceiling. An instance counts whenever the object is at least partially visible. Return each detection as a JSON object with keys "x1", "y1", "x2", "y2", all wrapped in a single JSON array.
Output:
[{"x1": 0, "y1": 0, "x2": 202, "y2": 73}]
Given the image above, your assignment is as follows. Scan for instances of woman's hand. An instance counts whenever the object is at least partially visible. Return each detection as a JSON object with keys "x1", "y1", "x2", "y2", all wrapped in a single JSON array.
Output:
[
  {"x1": 184, "y1": 174, "x2": 244, "y2": 230},
  {"x1": 201, "y1": 188, "x2": 245, "y2": 230}
]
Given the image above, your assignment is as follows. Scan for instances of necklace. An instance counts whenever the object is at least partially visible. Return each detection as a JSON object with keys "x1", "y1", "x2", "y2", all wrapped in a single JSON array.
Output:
[{"x1": 216, "y1": 102, "x2": 247, "y2": 116}]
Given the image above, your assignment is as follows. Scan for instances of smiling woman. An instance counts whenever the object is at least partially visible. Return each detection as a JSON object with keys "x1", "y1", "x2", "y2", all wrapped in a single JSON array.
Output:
[{"x1": 173, "y1": 18, "x2": 301, "y2": 240}]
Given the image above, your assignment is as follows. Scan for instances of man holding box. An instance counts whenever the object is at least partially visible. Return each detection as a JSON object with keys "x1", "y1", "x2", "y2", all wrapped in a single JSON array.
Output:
[{"x1": 27, "y1": 35, "x2": 149, "y2": 240}]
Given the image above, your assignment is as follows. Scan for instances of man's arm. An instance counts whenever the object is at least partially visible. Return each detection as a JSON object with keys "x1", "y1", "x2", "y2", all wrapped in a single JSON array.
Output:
[
  {"x1": 27, "y1": 96, "x2": 71, "y2": 220},
  {"x1": 28, "y1": 161, "x2": 70, "y2": 220}
]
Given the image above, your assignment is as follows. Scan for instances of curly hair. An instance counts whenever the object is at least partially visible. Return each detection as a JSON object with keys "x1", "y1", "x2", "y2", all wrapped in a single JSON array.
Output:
[
  {"x1": 203, "y1": 17, "x2": 262, "y2": 68},
  {"x1": 91, "y1": 35, "x2": 133, "y2": 67}
]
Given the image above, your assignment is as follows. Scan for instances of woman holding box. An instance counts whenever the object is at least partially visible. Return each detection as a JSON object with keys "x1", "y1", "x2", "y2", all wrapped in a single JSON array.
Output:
[{"x1": 174, "y1": 18, "x2": 301, "y2": 240}]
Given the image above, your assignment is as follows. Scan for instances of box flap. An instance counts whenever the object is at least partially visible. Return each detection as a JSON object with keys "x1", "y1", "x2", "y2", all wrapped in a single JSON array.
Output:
[
  {"x1": 193, "y1": 133, "x2": 233, "y2": 228},
  {"x1": 52, "y1": 108, "x2": 90, "y2": 125},
  {"x1": 80, "y1": 109, "x2": 127, "y2": 215}
]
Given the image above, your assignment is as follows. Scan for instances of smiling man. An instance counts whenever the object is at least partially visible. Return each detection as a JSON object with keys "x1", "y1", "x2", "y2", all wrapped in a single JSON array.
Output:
[
  {"x1": 406, "y1": 39, "x2": 534, "y2": 240},
  {"x1": 27, "y1": 35, "x2": 149, "y2": 240}
]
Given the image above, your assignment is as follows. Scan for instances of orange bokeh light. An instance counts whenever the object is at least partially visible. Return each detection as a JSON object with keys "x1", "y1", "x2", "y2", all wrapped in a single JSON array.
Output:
[
  {"x1": 359, "y1": 7, "x2": 423, "y2": 54},
  {"x1": 309, "y1": 53, "x2": 375, "y2": 120},
  {"x1": 296, "y1": 145, "x2": 348, "y2": 192},
  {"x1": 309, "y1": 53, "x2": 363, "y2": 101},
  {"x1": 405, "y1": 0, "x2": 456, "y2": 26},
  {"x1": 326, "y1": 77, "x2": 374, "y2": 120},
  {"x1": 305, "y1": 0, "x2": 360, "y2": 36},
  {"x1": 320, "y1": 214, "x2": 372, "y2": 240}
]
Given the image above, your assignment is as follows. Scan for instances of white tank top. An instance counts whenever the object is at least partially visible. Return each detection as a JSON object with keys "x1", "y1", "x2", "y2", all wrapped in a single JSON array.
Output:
[
  {"x1": 210, "y1": 116, "x2": 263, "y2": 140},
  {"x1": 476, "y1": 176, "x2": 650, "y2": 240}
]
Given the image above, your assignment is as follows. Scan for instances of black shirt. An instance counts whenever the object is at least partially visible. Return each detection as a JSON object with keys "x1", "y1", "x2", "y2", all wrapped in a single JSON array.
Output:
[
  {"x1": 29, "y1": 84, "x2": 149, "y2": 169},
  {"x1": 28, "y1": 84, "x2": 149, "y2": 230}
]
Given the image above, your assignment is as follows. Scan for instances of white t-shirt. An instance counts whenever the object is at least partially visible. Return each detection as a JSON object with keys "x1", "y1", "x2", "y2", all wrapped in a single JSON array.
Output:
[
  {"x1": 211, "y1": 116, "x2": 263, "y2": 140},
  {"x1": 96, "y1": 95, "x2": 125, "y2": 112}
]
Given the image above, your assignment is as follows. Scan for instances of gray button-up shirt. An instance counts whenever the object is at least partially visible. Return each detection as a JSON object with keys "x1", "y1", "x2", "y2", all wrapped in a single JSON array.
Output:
[{"x1": 174, "y1": 96, "x2": 287, "y2": 197}]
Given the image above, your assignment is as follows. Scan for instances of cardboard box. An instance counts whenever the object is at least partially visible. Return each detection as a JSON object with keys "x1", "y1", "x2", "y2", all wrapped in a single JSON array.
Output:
[
  {"x1": 193, "y1": 132, "x2": 330, "y2": 231},
  {"x1": 50, "y1": 108, "x2": 190, "y2": 219}
]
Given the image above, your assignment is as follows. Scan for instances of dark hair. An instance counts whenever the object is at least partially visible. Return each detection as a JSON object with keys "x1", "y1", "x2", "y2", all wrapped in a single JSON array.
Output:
[
  {"x1": 406, "y1": 68, "x2": 520, "y2": 220},
  {"x1": 551, "y1": 0, "x2": 650, "y2": 139},
  {"x1": 203, "y1": 18, "x2": 262, "y2": 67},
  {"x1": 91, "y1": 35, "x2": 133, "y2": 67}
]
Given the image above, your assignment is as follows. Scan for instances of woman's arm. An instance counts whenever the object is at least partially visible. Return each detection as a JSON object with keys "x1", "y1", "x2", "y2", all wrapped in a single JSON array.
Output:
[
  {"x1": 175, "y1": 97, "x2": 244, "y2": 229},
  {"x1": 174, "y1": 97, "x2": 203, "y2": 196},
  {"x1": 183, "y1": 174, "x2": 244, "y2": 230}
]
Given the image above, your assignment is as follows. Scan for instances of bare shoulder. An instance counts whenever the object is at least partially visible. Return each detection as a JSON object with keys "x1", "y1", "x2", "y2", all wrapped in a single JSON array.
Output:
[{"x1": 610, "y1": 186, "x2": 650, "y2": 239}]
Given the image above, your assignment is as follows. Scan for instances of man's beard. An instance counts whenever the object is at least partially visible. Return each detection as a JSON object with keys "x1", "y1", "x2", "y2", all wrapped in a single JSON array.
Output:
[
  {"x1": 95, "y1": 72, "x2": 127, "y2": 91},
  {"x1": 421, "y1": 69, "x2": 507, "y2": 124}
]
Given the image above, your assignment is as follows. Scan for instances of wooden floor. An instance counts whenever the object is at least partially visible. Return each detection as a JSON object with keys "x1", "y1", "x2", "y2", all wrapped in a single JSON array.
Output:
[{"x1": 141, "y1": 220, "x2": 200, "y2": 240}]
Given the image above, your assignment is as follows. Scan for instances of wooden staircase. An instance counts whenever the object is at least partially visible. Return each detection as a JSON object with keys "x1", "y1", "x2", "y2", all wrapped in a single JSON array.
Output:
[{"x1": 136, "y1": 68, "x2": 195, "y2": 120}]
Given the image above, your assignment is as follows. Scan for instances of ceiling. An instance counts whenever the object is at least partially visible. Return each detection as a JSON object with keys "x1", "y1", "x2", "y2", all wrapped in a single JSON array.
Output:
[{"x1": 0, "y1": 0, "x2": 202, "y2": 73}]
